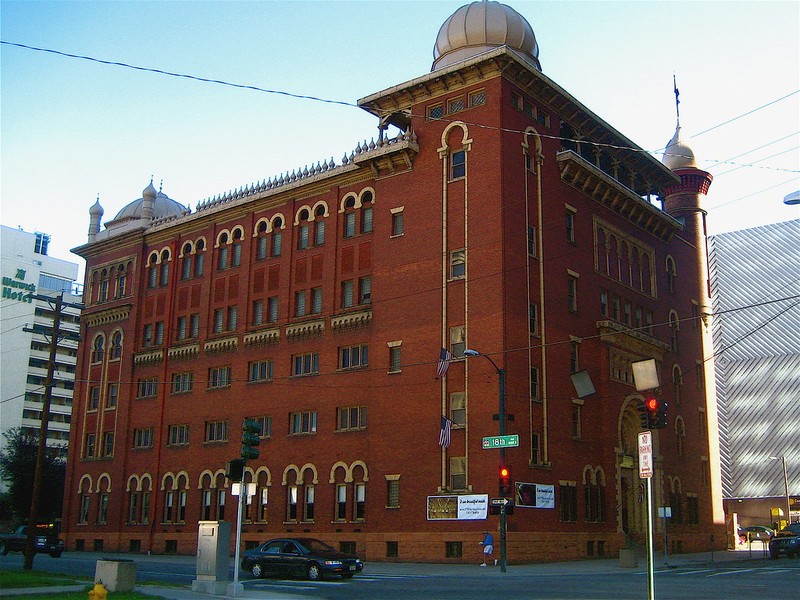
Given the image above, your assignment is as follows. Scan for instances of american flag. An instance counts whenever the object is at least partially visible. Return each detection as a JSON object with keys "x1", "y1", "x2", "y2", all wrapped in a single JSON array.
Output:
[
  {"x1": 437, "y1": 347, "x2": 452, "y2": 377},
  {"x1": 439, "y1": 416, "x2": 453, "y2": 448}
]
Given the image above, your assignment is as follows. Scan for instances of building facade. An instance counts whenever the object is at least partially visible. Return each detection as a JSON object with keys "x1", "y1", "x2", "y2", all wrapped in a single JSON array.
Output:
[
  {"x1": 709, "y1": 220, "x2": 800, "y2": 535},
  {"x1": 0, "y1": 225, "x2": 82, "y2": 482},
  {"x1": 63, "y1": 1, "x2": 725, "y2": 562}
]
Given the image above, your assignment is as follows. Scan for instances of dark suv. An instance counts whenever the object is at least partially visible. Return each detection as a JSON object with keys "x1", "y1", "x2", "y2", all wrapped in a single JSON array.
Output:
[
  {"x1": 769, "y1": 523, "x2": 800, "y2": 559},
  {"x1": 0, "y1": 524, "x2": 65, "y2": 558}
]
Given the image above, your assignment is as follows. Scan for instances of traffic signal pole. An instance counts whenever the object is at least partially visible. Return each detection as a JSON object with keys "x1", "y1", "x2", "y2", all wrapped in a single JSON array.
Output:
[{"x1": 498, "y1": 368, "x2": 507, "y2": 573}]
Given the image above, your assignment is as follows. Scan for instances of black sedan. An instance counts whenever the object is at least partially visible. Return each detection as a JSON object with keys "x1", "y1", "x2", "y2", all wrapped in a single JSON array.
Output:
[
  {"x1": 769, "y1": 523, "x2": 800, "y2": 559},
  {"x1": 242, "y1": 537, "x2": 364, "y2": 580}
]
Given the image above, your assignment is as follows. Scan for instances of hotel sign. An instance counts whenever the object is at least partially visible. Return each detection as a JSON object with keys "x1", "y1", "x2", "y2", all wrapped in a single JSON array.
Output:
[{"x1": 2, "y1": 269, "x2": 35, "y2": 303}]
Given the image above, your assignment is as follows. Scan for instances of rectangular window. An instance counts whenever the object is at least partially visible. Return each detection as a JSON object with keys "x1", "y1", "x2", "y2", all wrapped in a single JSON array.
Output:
[
  {"x1": 314, "y1": 221, "x2": 325, "y2": 246},
  {"x1": 195, "y1": 253, "x2": 204, "y2": 277},
  {"x1": 447, "y1": 96, "x2": 465, "y2": 113},
  {"x1": 252, "y1": 415, "x2": 272, "y2": 439},
  {"x1": 450, "y1": 457, "x2": 466, "y2": 490},
  {"x1": 450, "y1": 392, "x2": 466, "y2": 426},
  {"x1": 337, "y1": 405, "x2": 367, "y2": 431},
  {"x1": 529, "y1": 304, "x2": 539, "y2": 336},
  {"x1": 567, "y1": 276, "x2": 578, "y2": 312},
  {"x1": 106, "y1": 383, "x2": 118, "y2": 409},
  {"x1": 391, "y1": 209, "x2": 404, "y2": 236},
  {"x1": 167, "y1": 424, "x2": 190, "y2": 446},
  {"x1": 531, "y1": 433, "x2": 541, "y2": 465},
  {"x1": 339, "y1": 344, "x2": 369, "y2": 370},
  {"x1": 344, "y1": 212, "x2": 356, "y2": 238},
  {"x1": 359, "y1": 277, "x2": 371, "y2": 304},
  {"x1": 232, "y1": 243, "x2": 241, "y2": 267},
  {"x1": 249, "y1": 360, "x2": 273, "y2": 382},
  {"x1": 218, "y1": 246, "x2": 229, "y2": 271},
  {"x1": 171, "y1": 372, "x2": 193, "y2": 394},
  {"x1": 530, "y1": 367, "x2": 539, "y2": 401},
  {"x1": 427, "y1": 104, "x2": 444, "y2": 120},
  {"x1": 271, "y1": 232, "x2": 282, "y2": 257},
  {"x1": 298, "y1": 224, "x2": 309, "y2": 250},
  {"x1": 336, "y1": 484, "x2": 347, "y2": 520},
  {"x1": 387, "y1": 479, "x2": 400, "y2": 508},
  {"x1": 450, "y1": 249, "x2": 466, "y2": 279},
  {"x1": 160, "y1": 263, "x2": 169, "y2": 287},
  {"x1": 600, "y1": 290, "x2": 608, "y2": 317},
  {"x1": 85, "y1": 433, "x2": 96, "y2": 458},
  {"x1": 177, "y1": 316, "x2": 187, "y2": 340},
  {"x1": 450, "y1": 150, "x2": 466, "y2": 179},
  {"x1": 389, "y1": 345, "x2": 402, "y2": 373},
  {"x1": 311, "y1": 287, "x2": 323, "y2": 314},
  {"x1": 289, "y1": 410, "x2": 317, "y2": 435},
  {"x1": 623, "y1": 301, "x2": 632, "y2": 325},
  {"x1": 469, "y1": 89, "x2": 486, "y2": 107},
  {"x1": 154, "y1": 321, "x2": 164, "y2": 345},
  {"x1": 137, "y1": 378, "x2": 158, "y2": 398},
  {"x1": 208, "y1": 366, "x2": 231, "y2": 389},
  {"x1": 361, "y1": 207, "x2": 373, "y2": 234},
  {"x1": 98, "y1": 493, "x2": 109, "y2": 525},
  {"x1": 267, "y1": 296, "x2": 279, "y2": 323},
  {"x1": 570, "y1": 341, "x2": 580, "y2": 373},
  {"x1": 450, "y1": 326, "x2": 466, "y2": 358},
  {"x1": 566, "y1": 209, "x2": 576, "y2": 243},
  {"x1": 257, "y1": 236, "x2": 268, "y2": 260},
  {"x1": 148, "y1": 266, "x2": 158, "y2": 289},
  {"x1": 252, "y1": 300, "x2": 264, "y2": 326},
  {"x1": 292, "y1": 352, "x2": 319, "y2": 376},
  {"x1": 304, "y1": 486, "x2": 315, "y2": 521},
  {"x1": 205, "y1": 420, "x2": 229, "y2": 442},
  {"x1": 102, "y1": 432, "x2": 114, "y2": 457},
  {"x1": 341, "y1": 280, "x2": 354, "y2": 308},
  {"x1": 213, "y1": 309, "x2": 224, "y2": 333},
  {"x1": 527, "y1": 226, "x2": 537, "y2": 257},
  {"x1": 143, "y1": 323, "x2": 153, "y2": 347},
  {"x1": 89, "y1": 386, "x2": 100, "y2": 410},
  {"x1": 227, "y1": 306, "x2": 238, "y2": 331},
  {"x1": 572, "y1": 402, "x2": 582, "y2": 439},
  {"x1": 295, "y1": 290, "x2": 307, "y2": 317},
  {"x1": 559, "y1": 483, "x2": 578, "y2": 522},
  {"x1": 287, "y1": 485, "x2": 298, "y2": 521},
  {"x1": 133, "y1": 428, "x2": 154, "y2": 449}
]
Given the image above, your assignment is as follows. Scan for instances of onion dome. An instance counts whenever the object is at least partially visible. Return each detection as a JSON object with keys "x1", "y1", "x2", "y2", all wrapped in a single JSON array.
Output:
[
  {"x1": 432, "y1": 0, "x2": 540, "y2": 71},
  {"x1": 112, "y1": 181, "x2": 187, "y2": 221},
  {"x1": 89, "y1": 196, "x2": 104, "y2": 217},
  {"x1": 662, "y1": 125, "x2": 698, "y2": 170}
]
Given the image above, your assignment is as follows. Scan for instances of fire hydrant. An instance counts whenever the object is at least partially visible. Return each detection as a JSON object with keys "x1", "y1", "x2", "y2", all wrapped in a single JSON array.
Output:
[{"x1": 88, "y1": 582, "x2": 108, "y2": 600}]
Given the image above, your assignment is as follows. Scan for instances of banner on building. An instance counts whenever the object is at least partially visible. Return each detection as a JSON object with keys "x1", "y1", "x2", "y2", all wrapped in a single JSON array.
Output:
[
  {"x1": 515, "y1": 482, "x2": 555, "y2": 508},
  {"x1": 427, "y1": 494, "x2": 488, "y2": 520}
]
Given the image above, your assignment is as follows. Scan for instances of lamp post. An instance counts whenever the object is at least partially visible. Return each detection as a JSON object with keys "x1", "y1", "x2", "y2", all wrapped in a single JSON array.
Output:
[
  {"x1": 464, "y1": 348, "x2": 507, "y2": 572},
  {"x1": 769, "y1": 455, "x2": 791, "y2": 526}
]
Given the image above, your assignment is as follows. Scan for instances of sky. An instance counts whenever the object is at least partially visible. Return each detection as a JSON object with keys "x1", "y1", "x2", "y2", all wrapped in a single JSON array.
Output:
[{"x1": 1, "y1": 0, "x2": 798, "y2": 271}]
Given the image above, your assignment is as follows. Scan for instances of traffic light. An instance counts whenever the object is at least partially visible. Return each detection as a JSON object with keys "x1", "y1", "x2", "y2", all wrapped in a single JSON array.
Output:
[
  {"x1": 637, "y1": 400, "x2": 650, "y2": 429},
  {"x1": 241, "y1": 418, "x2": 261, "y2": 460},
  {"x1": 644, "y1": 395, "x2": 659, "y2": 429},
  {"x1": 499, "y1": 465, "x2": 512, "y2": 497},
  {"x1": 654, "y1": 399, "x2": 669, "y2": 429},
  {"x1": 641, "y1": 396, "x2": 669, "y2": 429},
  {"x1": 225, "y1": 458, "x2": 245, "y2": 482}
]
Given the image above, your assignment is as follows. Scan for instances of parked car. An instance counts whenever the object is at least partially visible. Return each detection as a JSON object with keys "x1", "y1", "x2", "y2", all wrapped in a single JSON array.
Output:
[
  {"x1": 0, "y1": 524, "x2": 65, "y2": 558},
  {"x1": 740, "y1": 525, "x2": 774, "y2": 542},
  {"x1": 242, "y1": 537, "x2": 364, "y2": 580},
  {"x1": 769, "y1": 523, "x2": 800, "y2": 559}
]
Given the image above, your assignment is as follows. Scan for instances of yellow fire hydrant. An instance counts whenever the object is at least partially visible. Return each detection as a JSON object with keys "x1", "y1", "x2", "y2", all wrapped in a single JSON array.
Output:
[{"x1": 88, "y1": 582, "x2": 108, "y2": 600}]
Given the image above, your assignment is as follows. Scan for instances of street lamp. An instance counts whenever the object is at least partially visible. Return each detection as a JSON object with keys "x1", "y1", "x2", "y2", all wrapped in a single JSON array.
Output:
[
  {"x1": 769, "y1": 455, "x2": 791, "y2": 526},
  {"x1": 464, "y1": 348, "x2": 507, "y2": 573}
]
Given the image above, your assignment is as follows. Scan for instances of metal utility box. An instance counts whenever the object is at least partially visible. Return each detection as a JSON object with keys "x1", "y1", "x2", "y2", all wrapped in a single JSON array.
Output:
[{"x1": 195, "y1": 520, "x2": 231, "y2": 582}]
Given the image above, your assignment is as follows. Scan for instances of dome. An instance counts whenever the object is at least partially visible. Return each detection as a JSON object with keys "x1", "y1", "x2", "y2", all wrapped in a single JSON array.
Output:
[
  {"x1": 662, "y1": 125, "x2": 698, "y2": 170},
  {"x1": 432, "y1": 0, "x2": 540, "y2": 71},
  {"x1": 113, "y1": 186, "x2": 188, "y2": 221},
  {"x1": 89, "y1": 197, "x2": 104, "y2": 217}
]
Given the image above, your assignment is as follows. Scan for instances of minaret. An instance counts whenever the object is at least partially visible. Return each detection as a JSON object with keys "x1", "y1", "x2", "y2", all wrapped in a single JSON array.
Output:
[
  {"x1": 88, "y1": 195, "x2": 104, "y2": 242},
  {"x1": 142, "y1": 178, "x2": 157, "y2": 221},
  {"x1": 661, "y1": 106, "x2": 725, "y2": 529}
]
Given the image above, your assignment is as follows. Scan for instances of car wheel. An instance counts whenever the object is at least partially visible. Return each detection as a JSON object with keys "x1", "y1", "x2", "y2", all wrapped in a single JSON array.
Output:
[
  {"x1": 307, "y1": 563, "x2": 322, "y2": 581},
  {"x1": 49, "y1": 551, "x2": 63, "y2": 558},
  {"x1": 770, "y1": 550, "x2": 780, "y2": 559},
  {"x1": 342, "y1": 573, "x2": 354, "y2": 579},
  {"x1": 0, "y1": 542, "x2": 8, "y2": 556},
  {"x1": 251, "y1": 563, "x2": 264, "y2": 578}
]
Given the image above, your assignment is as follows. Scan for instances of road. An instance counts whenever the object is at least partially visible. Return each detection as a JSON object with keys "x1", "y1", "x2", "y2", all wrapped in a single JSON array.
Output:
[{"x1": 1, "y1": 551, "x2": 798, "y2": 599}]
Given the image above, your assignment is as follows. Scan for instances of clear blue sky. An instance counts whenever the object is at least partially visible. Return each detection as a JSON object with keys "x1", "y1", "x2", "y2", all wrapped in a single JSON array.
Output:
[{"x1": 2, "y1": 1, "x2": 798, "y2": 266}]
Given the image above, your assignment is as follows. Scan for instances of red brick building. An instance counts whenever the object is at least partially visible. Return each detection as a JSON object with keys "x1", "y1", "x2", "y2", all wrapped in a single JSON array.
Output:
[{"x1": 64, "y1": 0, "x2": 725, "y2": 562}]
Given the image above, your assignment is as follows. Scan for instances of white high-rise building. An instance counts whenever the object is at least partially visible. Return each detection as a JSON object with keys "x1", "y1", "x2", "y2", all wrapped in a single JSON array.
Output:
[{"x1": 0, "y1": 225, "x2": 82, "y2": 477}]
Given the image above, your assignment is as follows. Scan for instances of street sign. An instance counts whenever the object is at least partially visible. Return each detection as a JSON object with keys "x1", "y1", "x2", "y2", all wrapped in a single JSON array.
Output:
[
  {"x1": 482, "y1": 434, "x2": 519, "y2": 449},
  {"x1": 490, "y1": 497, "x2": 511, "y2": 506},
  {"x1": 638, "y1": 431, "x2": 653, "y2": 479}
]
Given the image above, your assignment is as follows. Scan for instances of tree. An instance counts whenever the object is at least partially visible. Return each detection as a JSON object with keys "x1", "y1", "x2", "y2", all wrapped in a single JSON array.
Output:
[{"x1": 0, "y1": 428, "x2": 65, "y2": 523}]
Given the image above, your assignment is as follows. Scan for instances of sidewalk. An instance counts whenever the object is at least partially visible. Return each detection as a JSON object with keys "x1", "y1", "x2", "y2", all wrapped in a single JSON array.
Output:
[{"x1": 0, "y1": 547, "x2": 772, "y2": 599}]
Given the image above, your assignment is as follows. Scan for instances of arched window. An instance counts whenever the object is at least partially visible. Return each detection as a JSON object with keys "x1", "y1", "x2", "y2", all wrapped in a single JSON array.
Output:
[
  {"x1": 666, "y1": 256, "x2": 677, "y2": 294},
  {"x1": 91, "y1": 334, "x2": 105, "y2": 364},
  {"x1": 675, "y1": 417, "x2": 686, "y2": 458},
  {"x1": 669, "y1": 311, "x2": 680, "y2": 352},
  {"x1": 99, "y1": 269, "x2": 109, "y2": 302},
  {"x1": 672, "y1": 365, "x2": 683, "y2": 405},
  {"x1": 110, "y1": 331, "x2": 123, "y2": 359}
]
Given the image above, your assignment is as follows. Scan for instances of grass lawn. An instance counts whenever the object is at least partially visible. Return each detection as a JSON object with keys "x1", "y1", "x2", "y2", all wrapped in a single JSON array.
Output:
[{"x1": 0, "y1": 570, "x2": 170, "y2": 599}]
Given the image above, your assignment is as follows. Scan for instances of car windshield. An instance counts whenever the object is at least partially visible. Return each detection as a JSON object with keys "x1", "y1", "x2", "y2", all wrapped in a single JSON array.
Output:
[{"x1": 297, "y1": 539, "x2": 337, "y2": 554}]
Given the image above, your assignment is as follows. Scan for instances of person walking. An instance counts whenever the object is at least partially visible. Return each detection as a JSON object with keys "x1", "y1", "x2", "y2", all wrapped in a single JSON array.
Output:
[{"x1": 479, "y1": 531, "x2": 497, "y2": 566}]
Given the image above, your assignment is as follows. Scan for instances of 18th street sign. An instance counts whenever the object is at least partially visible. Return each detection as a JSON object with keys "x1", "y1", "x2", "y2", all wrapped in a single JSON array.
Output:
[{"x1": 482, "y1": 434, "x2": 519, "y2": 449}]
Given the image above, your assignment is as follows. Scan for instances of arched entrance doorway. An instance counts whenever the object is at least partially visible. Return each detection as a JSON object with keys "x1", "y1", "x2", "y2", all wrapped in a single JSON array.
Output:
[{"x1": 618, "y1": 396, "x2": 649, "y2": 542}]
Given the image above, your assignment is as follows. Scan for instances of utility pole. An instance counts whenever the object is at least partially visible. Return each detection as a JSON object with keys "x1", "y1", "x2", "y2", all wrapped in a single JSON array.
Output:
[{"x1": 22, "y1": 292, "x2": 81, "y2": 570}]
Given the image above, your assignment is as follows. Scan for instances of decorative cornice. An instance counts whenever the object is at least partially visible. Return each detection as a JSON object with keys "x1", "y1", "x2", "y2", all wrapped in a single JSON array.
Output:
[
  {"x1": 557, "y1": 151, "x2": 681, "y2": 243},
  {"x1": 286, "y1": 319, "x2": 325, "y2": 340},
  {"x1": 83, "y1": 305, "x2": 132, "y2": 327},
  {"x1": 243, "y1": 328, "x2": 280, "y2": 347},
  {"x1": 133, "y1": 349, "x2": 164, "y2": 365},
  {"x1": 167, "y1": 344, "x2": 200, "y2": 360},
  {"x1": 331, "y1": 309, "x2": 373, "y2": 332},
  {"x1": 204, "y1": 335, "x2": 238, "y2": 354},
  {"x1": 596, "y1": 320, "x2": 670, "y2": 357}
]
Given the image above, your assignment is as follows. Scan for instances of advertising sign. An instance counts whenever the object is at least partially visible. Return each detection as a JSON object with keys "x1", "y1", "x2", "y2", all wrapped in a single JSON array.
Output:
[
  {"x1": 427, "y1": 494, "x2": 488, "y2": 520},
  {"x1": 514, "y1": 482, "x2": 555, "y2": 508}
]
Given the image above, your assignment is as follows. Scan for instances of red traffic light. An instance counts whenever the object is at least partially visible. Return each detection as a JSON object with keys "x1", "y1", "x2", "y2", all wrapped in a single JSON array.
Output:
[
  {"x1": 500, "y1": 467, "x2": 510, "y2": 478},
  {"x1": 645, "y1": 397, "x2": 659, "y2": 412}
]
